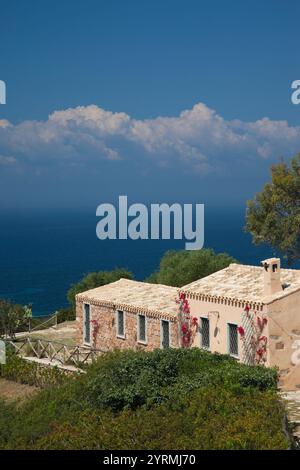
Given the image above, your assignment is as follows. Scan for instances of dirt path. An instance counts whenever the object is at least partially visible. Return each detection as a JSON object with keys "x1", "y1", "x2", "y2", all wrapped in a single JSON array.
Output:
[
  {"x1": 0, "y1": 378, "x2": 39, "y2": 404},
  {"x1": 17, "y1": 320, "x2": 77, "y2": 346}
]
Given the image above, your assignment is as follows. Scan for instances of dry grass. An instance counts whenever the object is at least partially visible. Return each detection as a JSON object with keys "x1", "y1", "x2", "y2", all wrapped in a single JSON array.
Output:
[
  {"x1": 0, "y1": 378, "x2": 39, "y2": 405},
  {"x1": 17, "y1": 320, "x2": 77, "y2": 347}
]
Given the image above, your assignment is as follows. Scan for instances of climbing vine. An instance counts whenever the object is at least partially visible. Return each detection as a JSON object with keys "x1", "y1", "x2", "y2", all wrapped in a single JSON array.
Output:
[
  {"x1": 238, "y1": 304, "x2": 268, "y2": 365},
  {"x1": 176, "y1": 292, "x2": 198, "y2": 348},
  {"x1": 91, "y1": 319, "x2": 100, "y2": 348}
]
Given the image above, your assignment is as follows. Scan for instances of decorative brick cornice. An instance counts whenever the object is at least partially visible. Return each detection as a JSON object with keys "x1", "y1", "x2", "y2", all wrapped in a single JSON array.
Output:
[
  {"x1": 76, "y1": 294, "x2": 178, "y2": 322},
  {"x1": 182, "y1": 290, "x2": 264, "y2": 312}
]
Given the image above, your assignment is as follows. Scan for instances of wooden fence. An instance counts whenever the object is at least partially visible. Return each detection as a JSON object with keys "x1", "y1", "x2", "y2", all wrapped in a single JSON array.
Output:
[{"x1": 7, "y1": 337, "x2": 106, "y2": 368}]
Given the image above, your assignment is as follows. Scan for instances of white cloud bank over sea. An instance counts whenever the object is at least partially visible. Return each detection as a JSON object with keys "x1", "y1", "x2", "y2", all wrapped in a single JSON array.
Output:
[{"x1": 1, "y1": 102, "x2": 300, "y2": 174}]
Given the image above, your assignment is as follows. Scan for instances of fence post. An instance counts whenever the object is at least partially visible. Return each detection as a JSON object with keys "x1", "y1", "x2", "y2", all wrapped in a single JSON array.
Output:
[{"x1": 28, "y1": 318, "x2": 31, "y2": 333}]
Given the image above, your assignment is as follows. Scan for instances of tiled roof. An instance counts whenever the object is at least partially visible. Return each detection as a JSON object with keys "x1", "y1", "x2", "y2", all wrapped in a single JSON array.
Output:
[
  {"x1": 182, "y1": 263, "x2": 300, "y2": 305},
  {"x1": 76, "y1": 264, "x2": 300, "y2": 317},
  {"x1": 76, "y1": 278, "x2": 179, "y2": 319}
]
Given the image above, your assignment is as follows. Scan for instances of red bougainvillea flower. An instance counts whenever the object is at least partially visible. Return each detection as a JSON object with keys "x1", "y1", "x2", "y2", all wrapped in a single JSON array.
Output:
[
  {"x1": 237, "y1": 326, "x2": 245, "y2": 336},
  {"x1": 258, "y1": 336, "x2": 267, "y2": 343},
  {"x1": 256, "y1": 348, "x2": 263, "y2": 356},
  {"x1": 182, "y1": 335, "x2": 190, "y2": 345},
  {"x1": 179, "y1": 292, "x2": 186, "y2": 300},
  {"x1": 181, "y1": 324, "x2": 187, "y2": 333},
  {"x1": 244, "y1": 304, "x2": 250, "y2": 312},
  {"x1": 191, "y1": 317, "x2": 198, "y2": 326},
  {"x1": 263, "y1": 317, "x2": 268, "y2": 325}
]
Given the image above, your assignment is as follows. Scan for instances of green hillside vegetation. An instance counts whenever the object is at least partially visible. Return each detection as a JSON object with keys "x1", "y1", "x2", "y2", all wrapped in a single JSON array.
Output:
[
  {"x1": 146, "y1": 248, "x2": 237, "y2": 286},
  {"x1": 0, "y1": 348, "x2": 290, "y2": 450}
]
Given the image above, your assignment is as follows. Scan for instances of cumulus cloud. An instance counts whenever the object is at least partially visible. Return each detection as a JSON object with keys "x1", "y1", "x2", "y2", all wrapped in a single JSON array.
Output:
[
  {"x1": 0, "y1": 155, "x2": 17, "y2": 166},
  {"x1": 0, "y1": 102, "x2": 300, "y2": 174}
]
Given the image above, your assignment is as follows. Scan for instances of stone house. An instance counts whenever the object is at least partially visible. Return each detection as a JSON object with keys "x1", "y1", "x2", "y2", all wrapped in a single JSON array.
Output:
[{"x1": 76, "y1": 257, "x2": 300, "y2": 390}]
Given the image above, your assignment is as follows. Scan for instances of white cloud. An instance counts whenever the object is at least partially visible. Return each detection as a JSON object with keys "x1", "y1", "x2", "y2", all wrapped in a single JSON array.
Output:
[
  {"x1": 0, "y1": 102, "x2": 300, "y2": 173},
  {"x1": 0, "y1": 155, "x2": 17, "y2": 166}
]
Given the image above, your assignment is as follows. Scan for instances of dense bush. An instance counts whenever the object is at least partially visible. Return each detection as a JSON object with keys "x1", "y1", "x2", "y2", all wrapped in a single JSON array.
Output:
[
  {"x1": 56, "y1": 307, "x2": 75, "y2": 323},
  {"x1": 0, "y1": 351, "x2": 68, "y2": 388},
  {"x1": 0, "y1": 348, "x2": 289, "y2": 450},
  {"x1": 33, "y1": 387, "x2": 288, "y2": 450},
  {"x1": 82, "y1": 349, "x2": 278, "y2": 411},
  {"x1": 146, "y1": 248, "x2": 237, "y2": 286},
  {"x1": 0, "y1": 300, "x2": 32, "y2": 338}
]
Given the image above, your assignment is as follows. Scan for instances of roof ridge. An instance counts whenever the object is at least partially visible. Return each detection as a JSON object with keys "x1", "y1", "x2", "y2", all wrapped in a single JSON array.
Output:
[{"x1": 118, "y1": 278, "x2": 177, "y2": 289}]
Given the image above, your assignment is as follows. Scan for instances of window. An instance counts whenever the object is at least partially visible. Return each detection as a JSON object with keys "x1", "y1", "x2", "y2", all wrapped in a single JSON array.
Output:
[
  {"x1": 228, "y1": 323, "x2": 238, "y2": 357},
  {"x1": 83, "y1": 304, "x2": 91, "y2": 344},
  {"x1": 161, "y1": 320, "x2": 170, "y2": 349},
  {"x1": 138, "y1": 314, "x2": 147, "y2": 343},
  {"x1": 200, "y1": 317, "x2": 210, "y2": 349},
  {"x1": 117, "y1": 310, "x2": 125, "y2": 338}
]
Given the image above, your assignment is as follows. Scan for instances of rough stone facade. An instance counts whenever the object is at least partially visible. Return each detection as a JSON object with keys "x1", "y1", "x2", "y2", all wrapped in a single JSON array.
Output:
[
  {"x1": 76, "y1": 298, "x2": 179, "y2": 352},
  {"x1": 75, "y1": 259, "x2": 300, "y2": 390}
]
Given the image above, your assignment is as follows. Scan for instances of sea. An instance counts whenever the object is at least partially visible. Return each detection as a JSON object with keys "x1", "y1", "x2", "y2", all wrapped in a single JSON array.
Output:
[{"x1": 0, "y1": 206, "x2": 287, "y2": 316}]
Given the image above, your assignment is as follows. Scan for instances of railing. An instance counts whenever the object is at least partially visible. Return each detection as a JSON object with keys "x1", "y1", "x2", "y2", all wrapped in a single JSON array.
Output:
[
  {"x1": 28, "y1": 313, "x2": 58, "y2": 333},
  {"x1": 11, "y1": 313, "x2": 58, "y2": 336},
  {"x1": 6, "y1": 337, "x2": 107, "y2": 368}
]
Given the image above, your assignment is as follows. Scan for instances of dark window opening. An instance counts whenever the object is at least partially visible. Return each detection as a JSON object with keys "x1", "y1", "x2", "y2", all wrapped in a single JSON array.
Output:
[
  {"x1": 228, "y1": 323, "x2": 238, "y2": 357},
  {"x1": 161, "y1": 320, "x2": 170, "y2": 349},
  {"x1": 201, "y1": 317, "x2": 210, "y2": 349},
  {"x1": 138, "y1": 315, "x2": 146, "y2": 342},
  {"x1": 84, "y1": 304, "x2": 90, "y2": 344},
  {"x1": 117, "y1": 310, "x2": 125, "y2": 337}
]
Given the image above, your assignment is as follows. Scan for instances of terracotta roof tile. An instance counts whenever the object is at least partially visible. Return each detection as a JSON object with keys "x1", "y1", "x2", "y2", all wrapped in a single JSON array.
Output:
[
  {"x1": 76, "y1": 278, "x2": 179, "y2": 318},
  {"x1": 182, "y1": 263, "x2": 300, "y2": 304}
]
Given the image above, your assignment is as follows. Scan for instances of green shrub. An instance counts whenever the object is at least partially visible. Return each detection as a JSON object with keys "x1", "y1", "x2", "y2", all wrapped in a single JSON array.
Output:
[
  {"x1": 146, "y1": 249, "x2": 237, "y2": 286},
  {"x1": 56, "y1": 307, "x2": 75, "y2": 323},
  {"x1": 81, "y1": 348, "x2": 278, "y2": 411},
  {"x1": 0, "y1": 351, "x2": 68, "y2": 388},
  {"x1": 33, "y1": 387, "x2": 288, "y2": 450},
  {"x1": 0, "y1": 348, "x2": 288, "y2": 450}
]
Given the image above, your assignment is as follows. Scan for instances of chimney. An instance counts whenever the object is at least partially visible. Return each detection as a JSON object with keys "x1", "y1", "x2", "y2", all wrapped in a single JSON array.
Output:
[{"x1": 261, "y1": 258, "x2": 282, "y2": 296}]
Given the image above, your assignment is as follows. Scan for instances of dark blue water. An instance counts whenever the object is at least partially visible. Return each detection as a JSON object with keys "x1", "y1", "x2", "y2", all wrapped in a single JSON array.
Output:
[{"x1": 0, "y1": 206, "x2": 279, "y2": 316}]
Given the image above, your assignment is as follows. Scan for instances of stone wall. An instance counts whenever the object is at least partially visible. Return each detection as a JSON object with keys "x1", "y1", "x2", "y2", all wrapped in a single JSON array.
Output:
[
  {"x1": 267, "y1": 291, "x2": 300, "y2": 389},
  {"x1": 76, "y1": 299, "x2": 179, "y2": 351}
]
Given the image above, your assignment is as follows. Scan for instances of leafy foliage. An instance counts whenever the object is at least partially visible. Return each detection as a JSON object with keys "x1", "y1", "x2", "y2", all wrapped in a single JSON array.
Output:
[
  {"x1": 56, "y1": 307, "x2": 75, "y2": 323},
  {"x1": 0, "y1": 348, "x2": 289, "y2": 450},
  {"x1": 0, "y1": 351, "x2": 68, "y2": 388},
  {"x1": 146, "y1": 249, "x2": 237, "y2": 286},
  {"x1": 0, "y1": 300, "x2": 32, "y2": 339},
  {"x1": 67, "y1": 268, "x2": 134, "y2": 309},
  {"x1": 246, "y1": 153, "x2": 300, "y2": 265},
  {"x1": 32, "y1": 387, "x2": 287, "y2": 450}
]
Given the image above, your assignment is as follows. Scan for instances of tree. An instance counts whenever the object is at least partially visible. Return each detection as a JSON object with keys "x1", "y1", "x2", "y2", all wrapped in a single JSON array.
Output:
[
  {"x1": 146, "y1": 248, "x2": 237, "y2": 287},
  {"x1": 67, "y1": 268, "x2": 134, "y2": 310},
  {"x1": 0, "y1": 300, "x2": 32, "y2": 339},
  {"x1": 245, "y1": 153, "x2": 300, "y2": 265}
]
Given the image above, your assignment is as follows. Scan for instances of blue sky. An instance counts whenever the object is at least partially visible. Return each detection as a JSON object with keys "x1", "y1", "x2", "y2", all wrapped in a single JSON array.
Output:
[{"x1": 0, "y1": 0, "x2": 300, "y2": 209}]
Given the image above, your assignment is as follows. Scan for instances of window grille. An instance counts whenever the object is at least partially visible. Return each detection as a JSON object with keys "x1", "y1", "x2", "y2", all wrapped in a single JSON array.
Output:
[
  {"x1": 84, "y1": 304, "x2": 90, "y2": 344},
  {"x1": 138, "y1": 314, "x2": 146, "y2": 342},
  {"x1": 117, "y1": 310, "x2": 125, "y2": 337},
  {"x1": 201, "y1": 317, "x2": 210, "y2": 349},
  {"x1": 161, "y1": 320, "x2": 170, "y2": 349},
  {"x1": 228, "y1": 323, "x2": 238, "y2": 357}
]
